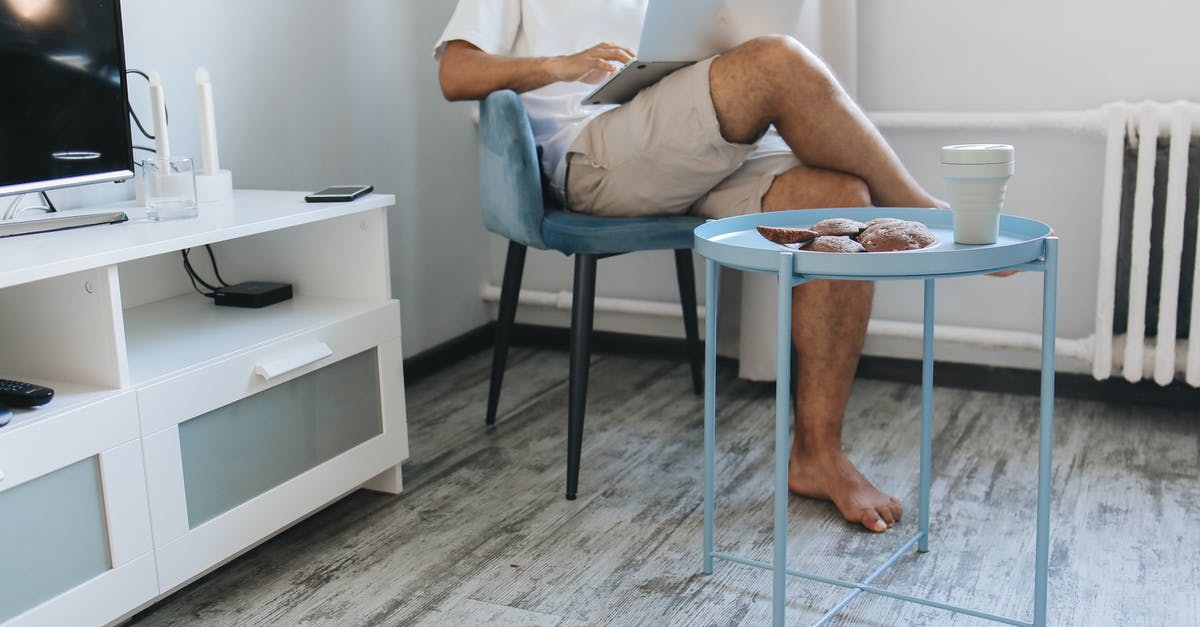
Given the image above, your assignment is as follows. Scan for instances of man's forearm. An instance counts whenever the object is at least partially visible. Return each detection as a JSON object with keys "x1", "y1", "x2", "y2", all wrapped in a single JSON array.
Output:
[{"x1": 439, "y1": 42, "x2": 560, "y2": 101}]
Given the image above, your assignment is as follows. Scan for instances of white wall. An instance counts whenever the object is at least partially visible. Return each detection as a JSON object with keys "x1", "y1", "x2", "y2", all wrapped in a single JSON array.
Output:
[
  {"x1": 51, "y1": 0, "x2": 491, "y2": 357},
  {"x1": 857, "y1": 0, "x2": 1200, "y2": 111}
]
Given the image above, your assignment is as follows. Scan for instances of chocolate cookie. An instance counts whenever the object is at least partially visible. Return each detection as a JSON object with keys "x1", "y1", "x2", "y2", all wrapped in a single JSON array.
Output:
[
  {"x1": 859, "y1": 220, "x2": 937, "y2": 252},
  {"x1": 756, "y1": 225, "x2": 819, "y2": 245},
  {"x1": 810, "y1": 218, "x2": 867, "y2": 237},
  {"x1": 864, "y1": 217, "x2": 905, "y2": 230},
  {"x1": 808, "y1": 235, "x2": 866, "y2": 253}
]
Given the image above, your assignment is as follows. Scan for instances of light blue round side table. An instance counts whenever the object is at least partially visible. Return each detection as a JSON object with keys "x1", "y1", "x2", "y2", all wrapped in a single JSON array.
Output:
[{"x1": 693, "y1": 207, "x2": 1057, "y2": 627}]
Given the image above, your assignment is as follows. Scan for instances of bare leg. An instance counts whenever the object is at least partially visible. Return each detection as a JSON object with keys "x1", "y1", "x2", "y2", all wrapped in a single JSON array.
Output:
[
  {"x1": 760, "y1": 165, "x2": 903, "y2": 533},
  {"x1": 710, "y1": 36, "x2": 946, "y2": 210}
]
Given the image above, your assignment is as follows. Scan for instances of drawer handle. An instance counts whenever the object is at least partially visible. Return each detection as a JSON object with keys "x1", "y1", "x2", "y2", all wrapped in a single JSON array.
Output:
[{"x1": 254, "y1": 342, "x2": 333, "y2": 380}]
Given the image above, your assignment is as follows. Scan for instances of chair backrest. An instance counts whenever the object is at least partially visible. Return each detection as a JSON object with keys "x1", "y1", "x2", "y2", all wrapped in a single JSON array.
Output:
[{"x1": 479, "y1": 90, "x2": 549, "y2": 250}]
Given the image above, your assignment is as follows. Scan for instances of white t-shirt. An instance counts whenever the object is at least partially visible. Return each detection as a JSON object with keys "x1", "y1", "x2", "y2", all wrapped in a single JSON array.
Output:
[{"x1": 434, "y1": 0, "x2": 648, "y2": 199}]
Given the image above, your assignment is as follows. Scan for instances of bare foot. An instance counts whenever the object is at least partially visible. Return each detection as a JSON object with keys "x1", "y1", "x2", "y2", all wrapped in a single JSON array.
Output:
[{"x1": 789, "y1": 444, "x2": 903, "y2": 533}]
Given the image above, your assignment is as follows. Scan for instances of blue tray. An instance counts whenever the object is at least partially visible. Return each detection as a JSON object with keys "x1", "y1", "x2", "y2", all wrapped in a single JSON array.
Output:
[{"x1": 693, "y1": 207, "x2": 1052, "y2": 279}]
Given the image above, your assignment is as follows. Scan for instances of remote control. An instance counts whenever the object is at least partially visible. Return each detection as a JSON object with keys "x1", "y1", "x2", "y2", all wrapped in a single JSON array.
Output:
[
  {"x1": 0, "y1": 379, "x2": 54, "y2": 408},
  {"x1": 0, "y1": 404, "x2": 11, "y2": 427}
]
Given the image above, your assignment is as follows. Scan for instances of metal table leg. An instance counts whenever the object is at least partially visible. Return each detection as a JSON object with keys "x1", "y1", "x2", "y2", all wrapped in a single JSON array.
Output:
[
  {"x1": 772, "y1": 253, "x2": 794, "y2": 627},
  {"x1": 704, "y1": 258, "x2": 719, "y2": 576},
  {"x1": 1034, "y1": 237, "x2": 1058, "y2": 627},
  {"x1": 919, "y1": 279, "x2": 935, "y2": 552}
]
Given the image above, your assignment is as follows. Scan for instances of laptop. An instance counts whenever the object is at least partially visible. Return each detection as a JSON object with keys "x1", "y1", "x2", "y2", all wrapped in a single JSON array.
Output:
[{"x1": 582, "y1": 0, "x2": 806, "y2": 106}]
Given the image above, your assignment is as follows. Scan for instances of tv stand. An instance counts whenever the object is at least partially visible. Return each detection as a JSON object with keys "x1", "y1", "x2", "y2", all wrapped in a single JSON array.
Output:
[{"x1": 0, "y1": 190, "x2": 408, "y2": 626}]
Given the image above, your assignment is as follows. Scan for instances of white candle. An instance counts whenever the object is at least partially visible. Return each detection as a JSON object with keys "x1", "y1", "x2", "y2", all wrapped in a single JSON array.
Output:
[
  {"x1": 147, "y1": 70, "x2": 170, "y2": 160},
  {"x1": 195, "y1": 67, "x2": 219, "y2": 175}
]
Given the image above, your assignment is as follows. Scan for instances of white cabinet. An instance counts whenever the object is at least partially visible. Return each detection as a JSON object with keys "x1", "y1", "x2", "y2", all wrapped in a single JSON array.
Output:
[
  {"x1": 0, "y1": 393, "x2": 157, "y2": 627},
  {"x1": 0, "y1": 191, "x2": 408, "y2": 625}
]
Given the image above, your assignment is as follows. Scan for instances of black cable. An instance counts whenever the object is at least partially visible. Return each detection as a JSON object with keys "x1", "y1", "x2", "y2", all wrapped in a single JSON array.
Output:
[
  {"x1": 183, "y1": 259, "x2": 217, "y2": 292},
  {"x1": 181, "y1": 249, "x2": 219, "y2": 293},
  {"x1": 182, "y1": 251, "x2": 218, "y2": 291},
  {"x1": 128, "y1": 102, "x2": 154, "y2": 140},
  {"x1": 131, "y1": 146, "x2": 156, "y2": 169},
  {"x1": 39, "y1": 191, "x2": 57, "y2": 213},
  {"x1": 184, "y1": 266, "x2": 215, "y2": 298},
  {"x1": 204, "y1": 245, "x2": 231, "y2": 287},
  {"x1": 181, "y1": 246, "x2": 233, "y2": 291}
]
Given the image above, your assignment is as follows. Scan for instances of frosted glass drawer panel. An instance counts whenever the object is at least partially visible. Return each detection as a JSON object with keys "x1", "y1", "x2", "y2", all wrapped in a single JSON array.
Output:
[
  {"x1": 179, "y1": 348, "x2": 382, "y2": 527},
  {"x1": 133, "y1": 299, "x2": 400, "y2": 435},
  {"x1": 0, "y1": 458, "x2": 110, "y2": 623}
]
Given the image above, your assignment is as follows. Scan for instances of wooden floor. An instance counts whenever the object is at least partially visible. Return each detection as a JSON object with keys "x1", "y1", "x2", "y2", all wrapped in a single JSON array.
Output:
[{"x1": 128, "y1": 347, "x2": 1199, "y2": 626}]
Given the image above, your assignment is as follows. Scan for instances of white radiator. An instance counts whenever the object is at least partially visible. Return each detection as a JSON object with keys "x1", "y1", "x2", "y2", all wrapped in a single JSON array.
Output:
[
  {"x1": 870, "y1": 102, "x2": 1200, "y2": 387},
  {"x1": 1094, "y1": 101, "x2": 1200, "y2": 387}
]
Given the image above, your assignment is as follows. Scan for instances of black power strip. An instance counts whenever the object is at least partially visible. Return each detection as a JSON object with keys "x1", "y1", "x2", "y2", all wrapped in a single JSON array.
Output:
[{"x1": 212, "y1": 282, "x2": 293, "y2": 308}]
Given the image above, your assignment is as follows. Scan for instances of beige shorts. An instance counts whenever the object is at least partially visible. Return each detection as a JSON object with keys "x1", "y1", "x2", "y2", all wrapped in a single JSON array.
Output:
[{"x1": 565, "y1": 56, "x2": 799, "y2": 220}]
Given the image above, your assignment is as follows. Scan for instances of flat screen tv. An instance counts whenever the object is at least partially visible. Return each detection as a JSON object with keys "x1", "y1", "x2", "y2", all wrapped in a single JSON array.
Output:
[{"x1": 0, "y1": 0, "x2": 133, "y2": 197}]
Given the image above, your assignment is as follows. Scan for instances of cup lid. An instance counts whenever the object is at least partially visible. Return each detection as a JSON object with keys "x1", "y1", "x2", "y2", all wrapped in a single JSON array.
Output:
[{"x1": 941, "y1": 144, "x2": 1014, "y2": 164}]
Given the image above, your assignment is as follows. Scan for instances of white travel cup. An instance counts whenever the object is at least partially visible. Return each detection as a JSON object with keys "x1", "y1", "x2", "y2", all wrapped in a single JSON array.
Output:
[{"x1": 940, "y1": 144, "x2": 1015, "y2": 245}]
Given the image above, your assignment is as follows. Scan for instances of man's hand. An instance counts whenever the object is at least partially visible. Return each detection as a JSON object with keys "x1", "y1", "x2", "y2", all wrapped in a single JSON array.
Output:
[
  {"x1": 548, "y1": 43, "x2": 636, "y2": 84},
  {"x1": 439, "y1": 40, "x2": 635, "y2": 101}
]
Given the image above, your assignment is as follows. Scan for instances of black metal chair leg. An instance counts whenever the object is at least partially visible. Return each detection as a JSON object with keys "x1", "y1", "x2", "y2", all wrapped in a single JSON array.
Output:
[
  {"x1": 486, "y1": 241, "x2": 528, "y2": 426},
  {"x1": 566, "y1": 253, "x2": 597, "y2": 500},
  {"x1": 675, "y1": 249, "x2": 703, "y2": 395}
]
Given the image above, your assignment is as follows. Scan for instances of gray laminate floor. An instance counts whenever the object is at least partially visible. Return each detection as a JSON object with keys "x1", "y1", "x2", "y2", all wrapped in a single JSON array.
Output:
[{"x1": 128, "y1": 348, "x2": 1199, "y2": 626}]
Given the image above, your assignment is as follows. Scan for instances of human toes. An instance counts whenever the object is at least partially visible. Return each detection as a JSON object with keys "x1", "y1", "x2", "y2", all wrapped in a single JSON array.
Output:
[
  {"x1": 859, "y1": 511, "x2": 888, "y2": 533},
  {"x1": 877, "y1": 505, "x2": 896, "y2": 527},
  {"x1": 889, "y1": 497, "x2": 904, "y2": 522}
]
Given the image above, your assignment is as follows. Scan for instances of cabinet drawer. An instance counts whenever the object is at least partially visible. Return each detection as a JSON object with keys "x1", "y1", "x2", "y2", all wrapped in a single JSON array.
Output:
[
  {"x1": 137, "y1": 300, "x2": 399, "y2": 434},
  {"x1": 0, "y1": 392, "x2": 138, "y2": 492},
  {"x1": 1, "y1": 440, "x2": 155, "y2": 626},
  {"x1": 143, "y1": 340, "x2": 406, "y2": 590}
]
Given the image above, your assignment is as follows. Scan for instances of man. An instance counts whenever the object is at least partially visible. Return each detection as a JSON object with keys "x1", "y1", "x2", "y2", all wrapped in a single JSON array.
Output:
[{"x1": 437, "y1": 1, "x2": 946, "y2": 533}]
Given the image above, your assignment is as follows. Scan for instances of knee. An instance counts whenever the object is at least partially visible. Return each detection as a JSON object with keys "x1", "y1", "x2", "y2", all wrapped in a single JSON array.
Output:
[
  {"x1": 826, "y1": 174, "x2": 872, "y2": 208},
  {"x1": 764, "y1": 168, "x2": 872, "y2": 211},
  {"x1": 742, "y1": 34, "x2": 805, "y2": 58},
  {"x1": 739, "y1": 35, "x2": 837, "y2": 95}
]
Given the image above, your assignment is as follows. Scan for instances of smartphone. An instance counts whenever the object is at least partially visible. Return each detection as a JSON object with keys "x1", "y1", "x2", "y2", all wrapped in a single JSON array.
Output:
[{"x1": 304, "y1": 185, "x2": 374, "y2": 203}]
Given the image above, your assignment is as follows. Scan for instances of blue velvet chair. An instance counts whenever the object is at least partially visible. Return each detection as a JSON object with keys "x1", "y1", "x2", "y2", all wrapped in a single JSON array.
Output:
[{"x1": 479, "y1": 90, "x2": 704, "y2": 500}]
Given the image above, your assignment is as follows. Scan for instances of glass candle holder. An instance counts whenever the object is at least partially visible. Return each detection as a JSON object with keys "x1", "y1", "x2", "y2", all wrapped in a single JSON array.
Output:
[{"x1": 142, "y1": 157, "x2": 198, "y2": 221}]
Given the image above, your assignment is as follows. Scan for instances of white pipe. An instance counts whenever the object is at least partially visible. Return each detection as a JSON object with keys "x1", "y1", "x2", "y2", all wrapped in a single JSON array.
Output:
[
  {"x1": 480, "y1": 284, "x2": 706, "y2": 320},
  {"x1": 1122, "y1": 103, "x2": 1161, "y2": 383},
  {"x1": 1153, "y1": 104, "x2": 1192, "y2": 385},
  {"x1": 1092, "y1": 103, "x2": 1129, "y2": 381},
  {"x1": 868, "y1": 109, "x2": 1109, "y2": 133},
  {"x1": 480, "y1": 284, "x2": 1095, "y2": 362},
  {"x1": 482, "y1": 285, "x2": 1199, "y2": 384},
  {"x1": 866, "y1": 319, "x2": 1095, "y2": 362},
  {"x1": 868, "y1": 102, "x2": 1200, "y2": 134}
]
